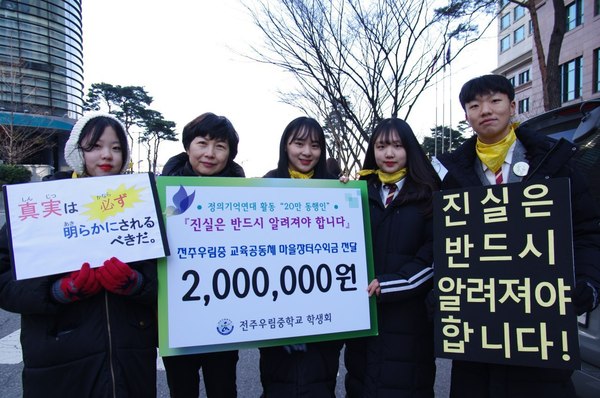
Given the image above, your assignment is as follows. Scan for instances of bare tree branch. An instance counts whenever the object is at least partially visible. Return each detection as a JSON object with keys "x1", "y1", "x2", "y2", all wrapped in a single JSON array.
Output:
[{"x1": 244, "y1": 0, "x2": 494, "y2": 172}]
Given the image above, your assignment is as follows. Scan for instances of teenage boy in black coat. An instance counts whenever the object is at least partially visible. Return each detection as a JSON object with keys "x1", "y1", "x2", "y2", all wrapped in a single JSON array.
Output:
[{"x1": 436, "y1": 74, "x2": 600, "y2": 398}]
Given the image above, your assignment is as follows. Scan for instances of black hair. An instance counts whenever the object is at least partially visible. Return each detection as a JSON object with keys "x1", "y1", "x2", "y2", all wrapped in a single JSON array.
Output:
[
  {"x1": 459, "y1": 74, "x2": 515, "y2": 111},
  {"x1": 326, "y1": 157, "x2": 342, "y2": 177},
  {"x1": 182, "y1": 112, "x2": 239, "y2": 161},
  {"x1": 360, "y1": 118, "x2": 440, "y2": 214},
  {"x1": 79, "y1": 116, "x2": 129, "y2": 165},
  {"x1": 273, "y1": 117, "x2": 331, "y2": 178}
]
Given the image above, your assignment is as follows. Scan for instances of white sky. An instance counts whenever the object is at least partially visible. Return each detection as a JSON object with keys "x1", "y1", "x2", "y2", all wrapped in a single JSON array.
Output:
[{"x1": 82, "y1": 0, "x2": 497, "y2": 177}]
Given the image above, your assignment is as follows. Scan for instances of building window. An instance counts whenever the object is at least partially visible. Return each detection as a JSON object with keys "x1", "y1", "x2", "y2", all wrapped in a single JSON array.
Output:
[
  {"x1": 499, "y1": 0, "x2": 509, "y2": 9},
  {"x1": 518, "y1": 70, "x2": 530, "y2": 85},
  {"x1": 566, "y1": 0, "x2": 584, "y2": 31},
  {"x1": 509, "y1": 76, "x2": 516, "y2": 87},
  {"x1": 596, "y1": 0, "x2": 600, "y2": 16},
  {"x1": 561, "y1": 56, "x2": 583, "y2": 102},
  {"x1": 594, "y1": 48, "x2": 600, "y2": 93},
  {"x1": 500, "y1": 35, "x2": 511, "y2": 52},
  {"x1": 518, "y1": 98, "x2": 530, "y2": 114},
  {"x1": 529, "y1": 20, "x2": 534, "y2": 35},
  {"x1": 514, "y1": 26, "x2": 525, "y2": 44},
  {"x1": 514, "y1": 6, "x2": 525, "y2": 21},
  {"x1": 500, "y1": 13, "x2": 511, "y2": 30}
]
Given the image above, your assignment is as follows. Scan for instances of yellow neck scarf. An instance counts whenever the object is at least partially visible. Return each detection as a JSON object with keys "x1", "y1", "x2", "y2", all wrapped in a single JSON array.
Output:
[
  {"x1": 357, "y1": 168, "x2": 408, "y2": 184},
  {"x1": 289, "y1": 168, "x2": 314, "y2": 179},
  {"x1": 476, "y1": 124, "x2": 518, "y2": 173}
]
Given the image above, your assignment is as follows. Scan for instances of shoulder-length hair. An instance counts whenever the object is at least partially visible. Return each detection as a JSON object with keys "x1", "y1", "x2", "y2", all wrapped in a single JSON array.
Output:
[
  {"x1": 361, "y1": 118, "x2": 440, "y2": 213},
  {"x1": 273, "y1": 116, "x2": 331, "y2": 179}
]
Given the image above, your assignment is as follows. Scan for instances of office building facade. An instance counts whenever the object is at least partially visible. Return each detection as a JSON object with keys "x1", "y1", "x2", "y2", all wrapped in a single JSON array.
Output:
[
  {"x1": 0, "y1": 0, "x2": 83, "y2": 173},
  {"x1": 493, "y1": 0, "x2": 600, "y2": 118}
]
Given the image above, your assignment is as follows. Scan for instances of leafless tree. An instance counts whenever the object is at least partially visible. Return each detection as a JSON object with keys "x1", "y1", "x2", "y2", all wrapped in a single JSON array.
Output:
[
  {"x1": 462, "y1": 0, "x2": 566, "y2": 111},
  {"x1": 515, "y1": 0, "x2": 565, "y2": 111},
  {"x1": 245, "y1": 0, "x2": 495, "y2": 173},
  {"x1": 0, "y1": 58, "x2": 56, "y2": 165}
]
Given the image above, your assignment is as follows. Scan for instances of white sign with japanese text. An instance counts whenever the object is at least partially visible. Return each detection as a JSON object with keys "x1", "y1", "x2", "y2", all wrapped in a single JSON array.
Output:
[{"x1": 3, "y1": 173, "x2": 168, "y2": 280}]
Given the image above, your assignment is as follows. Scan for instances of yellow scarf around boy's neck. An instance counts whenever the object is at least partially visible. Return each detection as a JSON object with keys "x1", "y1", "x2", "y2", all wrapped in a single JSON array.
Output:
[
  {"x1": 289, "y1": 168, "x2": 314, "y2": 179},
  {"x1": 475, "y1": 124, "x2": 518, "y2": 173},
  {"x1": 357, "y1": 168, "x2": 408, "y2": 184}
]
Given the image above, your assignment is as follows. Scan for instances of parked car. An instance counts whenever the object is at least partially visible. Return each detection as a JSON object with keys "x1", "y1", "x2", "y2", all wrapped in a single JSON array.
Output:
[{"x1": 520, "y1": 99, "x2": 600, "y2": 398}]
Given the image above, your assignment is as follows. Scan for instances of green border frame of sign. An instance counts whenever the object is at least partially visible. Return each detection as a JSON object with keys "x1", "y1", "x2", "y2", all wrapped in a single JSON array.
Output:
[{"x1": 156, "y1": 176, "x2": 377, "y2": 356}]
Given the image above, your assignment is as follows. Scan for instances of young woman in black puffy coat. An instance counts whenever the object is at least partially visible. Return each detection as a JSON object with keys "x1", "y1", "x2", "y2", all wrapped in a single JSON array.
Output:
[
  {"x1": 260, "y1": 116, "x2": 343, "y2": 398},
  {"x1": 344, "y1": 118, "x2": 440, "y2": 398},
  {"x1": 0, "y1": 113, "x2": 158, "y2": 398}
]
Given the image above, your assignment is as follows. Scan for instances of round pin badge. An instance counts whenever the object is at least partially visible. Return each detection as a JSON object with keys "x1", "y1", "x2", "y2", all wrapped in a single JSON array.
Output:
[{"x1": 513, "y1": 161, "x2": 529, "y2": 177}]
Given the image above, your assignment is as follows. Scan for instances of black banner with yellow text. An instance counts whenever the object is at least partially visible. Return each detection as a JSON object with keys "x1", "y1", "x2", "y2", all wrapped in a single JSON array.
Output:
[{"x1": 433, "y1": 178, "x2": 579, "y2": 369}]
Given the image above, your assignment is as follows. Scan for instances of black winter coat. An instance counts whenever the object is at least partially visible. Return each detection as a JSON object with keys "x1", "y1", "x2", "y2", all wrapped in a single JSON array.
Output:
[
  {"x1": 259, "y1": 169, "x2": 342, "y2": 398},
  {"x1": 0, "y1": 171, "x2": 158, "y2": 398},
  {"x1": 437, "y1": 126, "x2": 600, "y2": 398},
  {"x1": 161, "y1": 152, "x2": 244, "y2": 396},
  {"x1": 344, "y1": 177, "x2": 436, "y2": 398}
]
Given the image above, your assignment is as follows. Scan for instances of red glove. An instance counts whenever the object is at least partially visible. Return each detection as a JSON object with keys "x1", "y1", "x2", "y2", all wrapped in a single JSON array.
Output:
[
  {"x1": 96, "y1": 257, "x2": 142, "y2": 295},
  {"x1": 52, "y1": 263, "x2": 102, "y2": 303}
]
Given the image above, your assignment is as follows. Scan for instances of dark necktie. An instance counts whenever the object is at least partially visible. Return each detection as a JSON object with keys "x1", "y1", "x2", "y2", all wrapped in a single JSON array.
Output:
[
  {"x1": 385, "y1": 184, "x2": 397, "y2": 207},
  {"x1": 495, "y1": 168, "x2": 503, "y2": 184}
]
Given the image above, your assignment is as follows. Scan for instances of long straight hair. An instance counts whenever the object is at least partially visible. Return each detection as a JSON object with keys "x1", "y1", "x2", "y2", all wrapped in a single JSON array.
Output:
[
  {"x1": 361, "y1": 118, "x2": 440, "y2": 214},
  {"x1": 273, "y1": 117, "x2": 332, "y2": 179}
]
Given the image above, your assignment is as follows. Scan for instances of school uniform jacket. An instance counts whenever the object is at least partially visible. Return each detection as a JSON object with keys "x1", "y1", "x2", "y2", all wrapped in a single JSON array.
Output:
[
  {"x1": 437, "y1": 126, "x2": 600, "y2": 398},
  {"x1": 259, "y1": 168, "x2": 343, "y2": 398},
  {"x1": 0, "y1": 171, "x2": 158, "y2": 398},
  {"x1": 344, "y1": 176, "x2": 436, "y2": 398}
]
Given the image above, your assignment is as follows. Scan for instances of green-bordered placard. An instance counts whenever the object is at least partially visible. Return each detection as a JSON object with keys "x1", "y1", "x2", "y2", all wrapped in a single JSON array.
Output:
[{"x1": 156, "y1": 177, "x2": 377, "y2": 356}]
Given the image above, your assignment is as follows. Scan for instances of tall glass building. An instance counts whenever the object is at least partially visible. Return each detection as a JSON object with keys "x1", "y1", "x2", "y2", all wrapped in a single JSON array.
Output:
[{"x1": 0, "y1": 0, "x2": 83, "y2": 173}]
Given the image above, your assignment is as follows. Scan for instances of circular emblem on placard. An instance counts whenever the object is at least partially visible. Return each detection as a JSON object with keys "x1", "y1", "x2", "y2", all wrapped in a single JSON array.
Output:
[
  {"x1": 513, "y1": 161, "x2": 529, "y2": 177},
  {"x1": 216, "y1": 318, "x2": 234, "y2": 335}
]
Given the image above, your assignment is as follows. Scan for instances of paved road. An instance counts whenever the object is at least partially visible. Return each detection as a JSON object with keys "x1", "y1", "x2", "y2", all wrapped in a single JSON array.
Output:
[{"x1": 1, "y1": 308, "x2": 450, "y2": 397}]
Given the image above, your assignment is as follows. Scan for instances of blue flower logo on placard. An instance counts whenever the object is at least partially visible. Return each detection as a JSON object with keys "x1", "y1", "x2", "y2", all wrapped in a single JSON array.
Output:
[
  {"x1": 217, "y1": 318, "x2": 234, "y2": 335},
  {"x1": 166, "y1": 185, "x2": 195, "y2": 216}
]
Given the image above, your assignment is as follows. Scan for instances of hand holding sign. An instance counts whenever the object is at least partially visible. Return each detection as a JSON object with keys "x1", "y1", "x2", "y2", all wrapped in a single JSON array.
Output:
[
  {"x1": 572, "y1": 280, "x2": 599, "y2": 315},
  {"x1": 97, "y1": 257, "x2": 142, "y2": 296},
  {"x1": 51, "y1": 263, "x2": 101, "y2": 303}
]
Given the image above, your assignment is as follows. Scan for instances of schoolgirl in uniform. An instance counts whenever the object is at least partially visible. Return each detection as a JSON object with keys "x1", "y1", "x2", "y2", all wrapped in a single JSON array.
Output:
[
  {"x1": 260, "y1": 116, "x2": 343, "y2": 398},
  {"x1": 345, "y1": 117, "x2": 440, "y2": 398}
]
